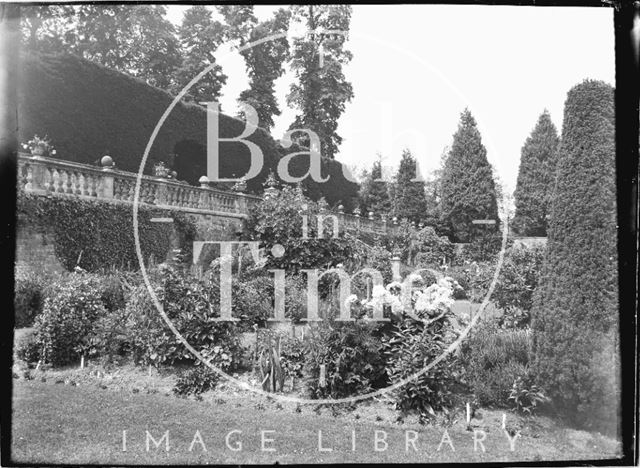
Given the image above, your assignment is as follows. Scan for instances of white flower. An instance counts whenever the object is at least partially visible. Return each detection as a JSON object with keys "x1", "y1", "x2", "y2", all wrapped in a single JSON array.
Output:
[{"x1": 344, "y1": 294, "x2": 359, "y2": 308}]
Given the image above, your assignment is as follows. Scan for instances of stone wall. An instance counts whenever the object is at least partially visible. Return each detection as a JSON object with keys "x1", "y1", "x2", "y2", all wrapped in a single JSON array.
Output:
[{"x1": 15, "y1": 221, "x2": 65, "y2": 275}]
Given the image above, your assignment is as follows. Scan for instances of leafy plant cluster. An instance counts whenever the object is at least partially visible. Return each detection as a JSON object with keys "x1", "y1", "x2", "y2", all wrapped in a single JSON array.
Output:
[
  {"x1": 14, "y1": 270, "x2": 51, "y2": 328},
  {"x1": 246, "y1": 185, "x2": 357, "y2": 273},
  {"x1": 383, "y1": 315, "x2": 463, "y2": 419},
  {"x1": 125, "y1": 265, "x2": 243, "y2": 369},
  {"x1": 302, "y1": 320, "x2": 387, "y2": 399},
  {"x1": 460, "y1": 319, "x2": 532, "y2": 407}
]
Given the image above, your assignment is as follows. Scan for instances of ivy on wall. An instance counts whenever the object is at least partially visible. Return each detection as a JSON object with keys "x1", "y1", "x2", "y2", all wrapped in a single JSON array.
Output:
[{"x1": 17, "y1": 193, "x2": 197, "y2": 272}]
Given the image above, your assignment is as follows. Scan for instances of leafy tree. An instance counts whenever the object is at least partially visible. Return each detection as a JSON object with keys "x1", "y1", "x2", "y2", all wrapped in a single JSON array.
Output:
[
  {"x1": 286, "y1": 5, "x2": 353, "y2": 159},
  {"x1": 74, "y1": 5, "x2": 182, "y2": 89},
  {"x1": 512, "y1": 110, "x2": 560, "y2": 236},
  {"x1": 390, "y1": 149, "x2": 429, "y2": 224},
  {"x1": 439, "y1": 109, "x2": 499, "y2": 242},
  {"x1": 173, "y1": 5, "x2": 227, "y2": 103},
  {"x1": 20, "y1": 5, "x2": 76, "y2": 53},
  {"x1": 358, "y1": 156, "x2": 391, "y2": 217},
  {"x1": 218, "y1": 6, "x2": 291, "y2": 130},
  {"x1": 531, "y1": 80, "x2": 618, "y2": 432}
]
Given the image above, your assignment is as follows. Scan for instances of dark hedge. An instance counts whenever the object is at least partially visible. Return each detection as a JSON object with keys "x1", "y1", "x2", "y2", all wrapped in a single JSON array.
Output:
[
  {"x1": 531, "y1": 80, "x2": 619, "y2": 433},
  {"x1": 17, "y1": 52, "x2": 358, "y2": 203}
]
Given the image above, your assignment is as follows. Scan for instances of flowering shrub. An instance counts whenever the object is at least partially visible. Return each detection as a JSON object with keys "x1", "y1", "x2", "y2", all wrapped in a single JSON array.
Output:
[
  {"x1": 380, "y1": 275, "x2": 463, "y2": 419},
  {"x1": 22, "y1": 134, "x2": 56, "y2": 156}
]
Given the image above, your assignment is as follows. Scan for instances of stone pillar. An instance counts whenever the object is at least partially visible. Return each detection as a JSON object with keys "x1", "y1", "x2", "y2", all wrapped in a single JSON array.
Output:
[{"x1": 26, "y1": 158, "x2": 48, "y2": 195}]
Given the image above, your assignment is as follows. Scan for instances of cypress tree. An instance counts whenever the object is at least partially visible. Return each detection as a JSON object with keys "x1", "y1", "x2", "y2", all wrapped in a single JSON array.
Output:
[
  {"x1": 439, "y1": 109, "x2": 499, "y2": 242},
  {"x1": 391, "y1": 149, "x2": 429, "y2": 224},
  {"x1": 358, "y1": 157, "x2": 391, "y2": 216},
  {"x1": 531, "y1": 80, "x2": 619, "y2": 432},
  {"x1": 512, "y1": 110, "x2": 560, "y2": 236}
]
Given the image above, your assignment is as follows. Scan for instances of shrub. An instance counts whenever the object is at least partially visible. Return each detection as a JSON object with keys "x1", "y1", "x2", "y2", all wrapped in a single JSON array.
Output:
[
  {"x1": 15, "y1": 329, "x2": 41, "y2": 364},
  {"x1": 126, "y1": 266, "x2": 243, "y2": 369},
  {"x1": 173, "y1": 365, "x2": 220, "y2": 397},
  {"x1": 414, "y1": 227, "x2": 454, "y2": 267},
  {"x1": 384, "y1": 315, "x2": 462, "y2": 418},
  {"x1": 531, "y1": 80, "x2": 618, "y2": 430},
  {"x1": 33, "y1": 273, "x2": 107, "y2": 366},
  {"x1": 246, "y1": 186, "x2": 356, "y2": 274},
  {"x1": 233, "y1": 273, "x2": 308, "y2": 330},
  {"x1": 14, "y1": 271, "x2": 49, "y2": 327},
  {"x1": 303, "y1": 320, "x2": 387, "y2": 399},
  {"x1": 461, "y1": 320, "x2": 532, "y2": 407},
  {"x1": 84, "y1": 307, "x2": 131, "y2": 363}
]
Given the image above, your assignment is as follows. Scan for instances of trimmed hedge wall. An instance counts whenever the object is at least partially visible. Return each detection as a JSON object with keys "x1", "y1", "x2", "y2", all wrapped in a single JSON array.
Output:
[
  {"x1": 17, "y1": 52, "x2": 358, "y2": 204},
  {"x1": 17, "y1": 192, "x2": 196, "y2": 272}
]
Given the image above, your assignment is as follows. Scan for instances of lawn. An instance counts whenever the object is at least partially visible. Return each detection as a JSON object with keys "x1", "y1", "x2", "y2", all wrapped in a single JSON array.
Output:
[{"x1": 10, "y1": 380, "x2": 622, "y2": 465}]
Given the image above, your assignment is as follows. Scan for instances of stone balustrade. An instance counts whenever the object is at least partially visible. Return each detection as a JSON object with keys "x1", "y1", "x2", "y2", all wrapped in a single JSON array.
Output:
[{"x1": 17, "y1": 152, "x2": 394, "y2": 234}]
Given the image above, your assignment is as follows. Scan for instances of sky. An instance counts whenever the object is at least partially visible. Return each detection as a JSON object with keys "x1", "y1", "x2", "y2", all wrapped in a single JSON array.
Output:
[{"x1": 166, "y1": 5, "x2": 615, "y2": 191}]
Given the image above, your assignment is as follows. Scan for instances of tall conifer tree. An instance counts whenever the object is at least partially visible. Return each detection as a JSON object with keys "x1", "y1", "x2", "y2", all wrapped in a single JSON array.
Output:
[
  {"x1": 531, "y1": 80, "x2": 618, "y2": 431},
  {"x1": 439, "y1": 109, "x2": 499, "y2": 242},
  {"x1": 512, "y1": 110, "x2": 560, "y2": 236}
]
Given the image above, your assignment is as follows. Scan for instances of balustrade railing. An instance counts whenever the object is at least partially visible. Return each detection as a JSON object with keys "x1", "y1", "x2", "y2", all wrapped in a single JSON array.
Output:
[{"x1": 17, "y1": 152, "x2": 396, "y2": 234}]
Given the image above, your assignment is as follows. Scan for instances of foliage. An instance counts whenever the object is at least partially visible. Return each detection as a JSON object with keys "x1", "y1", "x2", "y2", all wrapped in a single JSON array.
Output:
[
  {"x1": 384, "y1": 317, "x2": 461, "y2": 419},
  {"x1": 126, "y1": 265, "x2": 243, "y2": 369},
  {"x1": 16, "y1": 329, "x2": 42, "y2": 364},
  {"x1": 286, "y1": 5, "x2": 353, "y2": 159},
  {"x1": 414, "y1": 226, "x2": 454, "y2": 267},
  {"x1": 173, "y1": 365, "x2": 220, "y2": 397},
  {"x1": 511, "y1": 110, "x2": 560, "y2": 236},
  {"x1": 358, "y1": 157, "x2": 391, "y2": 216},
  {"x1": 246, "y1": 185, "x2": 356, "y2": 273},
  {"x1": 14, "y1": 270, "x2": 49, "y2": 328},
  {"x1": 32, "y1": 273, "x2": 107, "y2": 366},
  {"x1": 439, "y1": 109, "x2": 500, "y2": 243},
  {"x1": 531, "y1": 80, "x2": 618, "y2": 430},
  {"x1": 508, "y1": 376, "x2": 549, "y2": 416},
  {"x1": 492, "y1": 244, "x2": 545, "y2": 327},
  {"x1": 303, "y1": 320, "x2": 386, "y2": 399},
  {"x1": 17, "y1": 192, "x2": 197, "y2": 272},
  {"x1": 41, "y1": 4, "x2": 183, "y2": 90},
  {"x1": 280, "y1": 336, "x2": 306, "y2": 380},
  {"x1": 233, "y1": 272, "x2": 308, "y2": 329},
  {"x1": 220, "y1": 6, "x2": 291, "y2": 131},
  {"x1": 460, "y1": 320, "x2": 532, "y2": 407},
  {"x1": 390, "y1": 149, "x2": 430, "y2": 224},
  {"x1": 382, "y1": 278, "x2": 461, "y2": 418},
  {"x1": 172, "y1": 6, "x2": 227, "y2": 103}
]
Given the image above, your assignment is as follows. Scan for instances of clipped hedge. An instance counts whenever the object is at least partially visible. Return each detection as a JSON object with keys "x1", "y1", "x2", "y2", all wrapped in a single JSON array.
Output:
[
  {"x1": 17, "y1": 52, "x2": 358, "y2": 202},
  {"x1": 18, "y1": 192, "x2": 196, "y2": 271}
]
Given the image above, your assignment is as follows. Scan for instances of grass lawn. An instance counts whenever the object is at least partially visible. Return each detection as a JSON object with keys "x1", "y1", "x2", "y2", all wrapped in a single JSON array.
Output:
[{"x1": 11, "y1": 380, "x2": 622, "y2": 465}]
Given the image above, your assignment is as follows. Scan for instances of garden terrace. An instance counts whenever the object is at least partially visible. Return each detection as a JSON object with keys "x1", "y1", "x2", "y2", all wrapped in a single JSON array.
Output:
[{"x1": 17, "y1": 152, "x2": 394, "y2": 236}]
